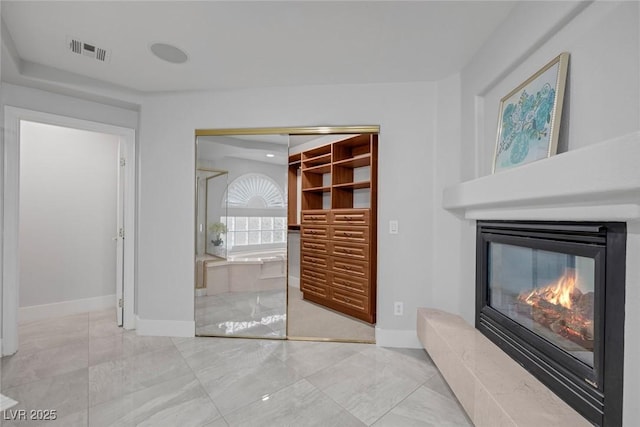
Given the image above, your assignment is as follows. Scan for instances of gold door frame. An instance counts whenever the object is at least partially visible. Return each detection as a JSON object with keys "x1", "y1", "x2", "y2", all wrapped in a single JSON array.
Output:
[{"x1": 194, "y1": 125, "x2": 380, "y2": 343}]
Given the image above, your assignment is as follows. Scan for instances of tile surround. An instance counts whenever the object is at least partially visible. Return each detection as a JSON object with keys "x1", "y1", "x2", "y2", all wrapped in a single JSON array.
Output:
[
  {"x1": 1, "y1": 309, "x2": 469, "y2": 426},
  {"x1": 417, "y1": 308, "x2": 591, "y2": 427}
]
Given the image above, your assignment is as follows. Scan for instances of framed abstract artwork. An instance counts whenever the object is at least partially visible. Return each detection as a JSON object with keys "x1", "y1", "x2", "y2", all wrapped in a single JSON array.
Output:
[{"x1": 493, "y1": 52, "x2": 569, "y2": 173}]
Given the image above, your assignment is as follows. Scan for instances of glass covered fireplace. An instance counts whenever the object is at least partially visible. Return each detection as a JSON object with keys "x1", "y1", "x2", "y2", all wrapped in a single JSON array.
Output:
[{"x1": 476, "y1": 221, "x2": 625, "y2": 427}]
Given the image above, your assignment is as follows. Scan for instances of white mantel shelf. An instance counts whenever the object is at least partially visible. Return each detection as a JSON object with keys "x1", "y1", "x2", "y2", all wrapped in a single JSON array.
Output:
[{"x1": 443, "y1": 132, "x2": 640, "y2": 222}]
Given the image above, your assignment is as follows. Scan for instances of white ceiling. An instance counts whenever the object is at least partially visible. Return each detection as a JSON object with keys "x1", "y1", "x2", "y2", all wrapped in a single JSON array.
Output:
[
  {"x1": 1, "y1": 1, "x2": 516, "y2": 94},
  {"x1": 198, "y1": 134, "x2": 289, "y2": 165}
]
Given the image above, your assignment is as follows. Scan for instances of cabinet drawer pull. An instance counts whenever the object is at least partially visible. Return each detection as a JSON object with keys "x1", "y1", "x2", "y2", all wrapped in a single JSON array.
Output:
[
  {"x1": 344, "y1": 232, "x2": 352, "y2": 237},
  {"x1": 345, "y1": 297, "x2": 351, "y2": 303}
]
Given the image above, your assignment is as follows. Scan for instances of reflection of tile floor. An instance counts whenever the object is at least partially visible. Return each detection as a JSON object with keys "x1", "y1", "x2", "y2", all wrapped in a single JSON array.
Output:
[
  {"x1": 195, "y1": 290, "x2": 287, "y2": 338},
  {"x1": 0, "y1": 309, "x2": 472, "y2": 426}
]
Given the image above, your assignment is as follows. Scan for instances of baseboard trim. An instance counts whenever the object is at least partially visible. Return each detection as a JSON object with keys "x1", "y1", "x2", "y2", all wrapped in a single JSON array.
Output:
[
  {"x1": 288, "y1": 275, "x2": 300, "y2": 290},
  {"x1": 375, "y1": 327, "x2": 422, "y2": 348},
  {"x1": 135, "y1": 316, "x2": 195, "y2": 338},
  {"x1": 19, "y1": 294, "x2": 116, "y2": 324}
]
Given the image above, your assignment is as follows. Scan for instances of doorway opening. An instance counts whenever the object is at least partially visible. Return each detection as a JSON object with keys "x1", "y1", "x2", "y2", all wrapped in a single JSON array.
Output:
[{"x1": 2, "y1": 107, "x2": 136, "y2": 356}]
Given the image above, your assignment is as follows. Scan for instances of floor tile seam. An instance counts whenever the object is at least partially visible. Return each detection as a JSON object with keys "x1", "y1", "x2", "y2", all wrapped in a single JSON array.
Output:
[
  {"x1": 357, "y1": 349, "x2": 437, "y2": 383},
  {"x1": 304, "y1": 375, "x2": 371, "y2": 425},
  {"x1": 288, "y1": 349, "x2": 361, "y2": 379},
  {"x1": 87, "y1": 348, "x2": 157, "y2": 371},
  {"x1": 85, "y1": 343, "x2": 190, "y2": 405},
  {"x1": 88, "y1": 329, "x2": 126, "y2": 340},
  {"x1": 364, "y1": 380, "x2": 424, "y2": 426},
  {"x1": 88, "y1": 338, "x2": 176, "y2": 368},
  {"x1": 1, "y1": 359, "x2": 91, "y2": 392},
  {"x1": 1, "y1": 339, "x2": 90, "y2": 371},
  {"x1": 213, "y1": 376, "x2": 308, "y2": 419},
  {"x1": 420, "y1": 371, "x2": 461, "y2": 403},
  {"x1": 9, "y1": 335, "x2": 91, "y2": 359},
  {"x1": 1, "y1": 366, "x2": 89, "y2": 398},
  {"x1": 85, "y1": 369, "x2": 200, "y2": 413},
  {"x1": 17, "y1": 313, "x2": 91, "y2": 329},
  {"x1": 172, "y1": 339, "x2": 226, "y2": 421}
]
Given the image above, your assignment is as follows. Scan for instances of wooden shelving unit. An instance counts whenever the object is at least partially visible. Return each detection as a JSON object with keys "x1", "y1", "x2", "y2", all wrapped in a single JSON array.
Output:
[{"x1": 295, "y1": 134, "x2": 378, "y2": 324}]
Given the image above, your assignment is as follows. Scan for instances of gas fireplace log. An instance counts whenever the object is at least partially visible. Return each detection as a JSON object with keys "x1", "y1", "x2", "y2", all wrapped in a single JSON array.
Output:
[{"x1": 517, "y1": 296, "x2": 594, "y2": 349}]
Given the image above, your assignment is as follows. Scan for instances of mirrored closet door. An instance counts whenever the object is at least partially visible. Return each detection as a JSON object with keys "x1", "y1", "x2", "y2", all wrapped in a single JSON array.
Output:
[
  {"x1": 194, "y1": 126, "x2": 379, "y2": 343},
  {"x1": 195, "y1": 134, "x2": 288, "y2": 338}
]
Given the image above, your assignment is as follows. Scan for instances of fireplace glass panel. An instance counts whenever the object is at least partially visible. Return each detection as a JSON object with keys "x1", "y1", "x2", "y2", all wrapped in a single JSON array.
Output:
[{"x1": 488, "y1": 242, "x2": 595, "y2": 366}]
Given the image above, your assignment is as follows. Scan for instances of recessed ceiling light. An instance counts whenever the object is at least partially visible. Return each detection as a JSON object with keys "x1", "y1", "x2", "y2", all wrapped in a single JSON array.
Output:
[
  {"x1": 266, "y1": 154, "x2": 275, "y2": 158},
  {"x1": 149, "y1": 43, "x2": 188, "y2": 64}
]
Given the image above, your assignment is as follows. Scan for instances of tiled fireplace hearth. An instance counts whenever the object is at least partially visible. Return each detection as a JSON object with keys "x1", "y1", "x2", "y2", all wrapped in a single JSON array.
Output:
[{"x1": 427, "y1": 132, "x2": 640, "y2": 426}]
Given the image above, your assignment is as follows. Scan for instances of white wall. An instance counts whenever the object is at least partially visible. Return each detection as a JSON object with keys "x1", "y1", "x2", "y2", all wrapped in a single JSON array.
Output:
[
  {"x1": 440, "y1": 1, "x2": 640, "y2": 424},
  {"x1": 138, "y1": 82, "x2": 436, "y2": 342},
  {"x1": 461, "y1": 1, "x2": 639, "y2": 181},
  {"x1": 0, "y1": 3, "x2": 4, "y2": 340},
  {"x1": 0, "y1": 83, "x2": 139, "y2": 337},
  {"x1": 432, "y1": 73, "x2": 465, "y2": 315},
  {"x1": 1, "y1": 83, "x2": 139, "y2": 131},
  {"x1": 19, "y1": 121, "x2": 119, "y2": 307}
]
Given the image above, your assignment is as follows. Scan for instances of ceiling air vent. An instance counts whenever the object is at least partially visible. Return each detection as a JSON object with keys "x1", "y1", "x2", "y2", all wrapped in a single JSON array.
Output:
[{"x1": 67, "y1": 36, "x2": 110, "y2": 63}]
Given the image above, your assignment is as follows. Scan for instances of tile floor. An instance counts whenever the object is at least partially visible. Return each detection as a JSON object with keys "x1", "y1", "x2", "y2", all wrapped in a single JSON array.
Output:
[
  {"x1": 195, "y1": 290, "x2": 287, "y2": 337},
  {"x1": 1, "y1": 309, "x2": 472, "y2": 426},
  {"x1": 195, "y1": 288, "x2": 375, "y2": 342}
]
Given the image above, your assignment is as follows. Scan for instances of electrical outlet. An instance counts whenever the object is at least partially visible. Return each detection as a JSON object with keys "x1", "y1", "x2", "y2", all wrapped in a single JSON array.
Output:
[
  {"x1": 389, "y1": 220, "x2": 399, "y2": 234},
  {"x1": 394, "y1": 301, "x2": 403, "y2": 316}
]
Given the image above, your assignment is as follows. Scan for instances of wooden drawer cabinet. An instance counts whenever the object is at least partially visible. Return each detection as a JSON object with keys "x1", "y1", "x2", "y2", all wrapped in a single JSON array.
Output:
[
  {"x1": 331, "y1": 242, "x2": 369, "y2": 262},
  {"x1": 301, "y1": 225, "x2": 329, "y2": 240},
  {"x1": 301, "y1": 239, "x2": 330, "y2": 255},
  {"x1": 331, "y1": 226, "x2": 369, "y2": 244},
  {"x1": 301, "y1": 280, "x2": 327, "y2": 298},
  {"x1": 332, "y1": 258, "x2": 369, "y2": 279},
  {"x1": 301, "y1": 211, "x2": 330, "y2": 224},
  {"x1": 332, "y1": 209, "x2": 370, "y2": 226},
  {"x1": 295, "y1": 135, "x2": 377, "y2": 324},
  {"x1": 332, "y1": 273, "x2": 368, "y2": 295},
  {"x1": 301, "y1": 253, "x2": 329, "y2": 270},
  {"x1": 301, "y1": 265, "x2": 328, "y2": 282},
  {"x1": 331, "y1": 288, "x2": 368, "y2": 312}
]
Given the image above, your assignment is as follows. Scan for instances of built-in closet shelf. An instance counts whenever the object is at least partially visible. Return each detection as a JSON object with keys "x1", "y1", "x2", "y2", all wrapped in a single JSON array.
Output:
[
  {"x1": 295, "y1": 133, "x2": 378, "y2": 324},
  {"x1": 333, "y1": 154, "x2": 371, "y2": 168},
  {"x1": 303, "y1": 156, "x2": 332, "y2": 167},
  {"x1": 303, "y1": 186, "x2": 332, "y2": 193},
  {"x1": 289, "y1": 152, "x2": 302, "y2": 162},
  {"x1": 303, "y1": 164, "x2": 331, "y2": 174},
  {"x1": 333, "y1": 181, "x2": 371, "y2": 190}
]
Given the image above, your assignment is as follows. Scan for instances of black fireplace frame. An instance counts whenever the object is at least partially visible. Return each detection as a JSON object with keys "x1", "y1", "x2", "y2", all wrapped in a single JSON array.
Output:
[{"x1": 476, "y1": 221, "x2": 625, "y2": 427}]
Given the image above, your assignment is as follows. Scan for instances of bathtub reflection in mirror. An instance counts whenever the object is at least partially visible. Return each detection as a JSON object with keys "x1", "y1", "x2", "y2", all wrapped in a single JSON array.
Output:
[{"x1": 195, "y1": 134, "x2": 288, "y2": 338}]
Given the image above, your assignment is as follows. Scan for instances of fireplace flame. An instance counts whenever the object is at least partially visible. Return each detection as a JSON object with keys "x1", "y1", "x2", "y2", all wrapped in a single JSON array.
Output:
[
  {"x1": 522, "y1": 270, "x2": 577, "y2": 309},
  {"x1": 516, "y1": 268, "x2": 594, "y2": 349}
]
